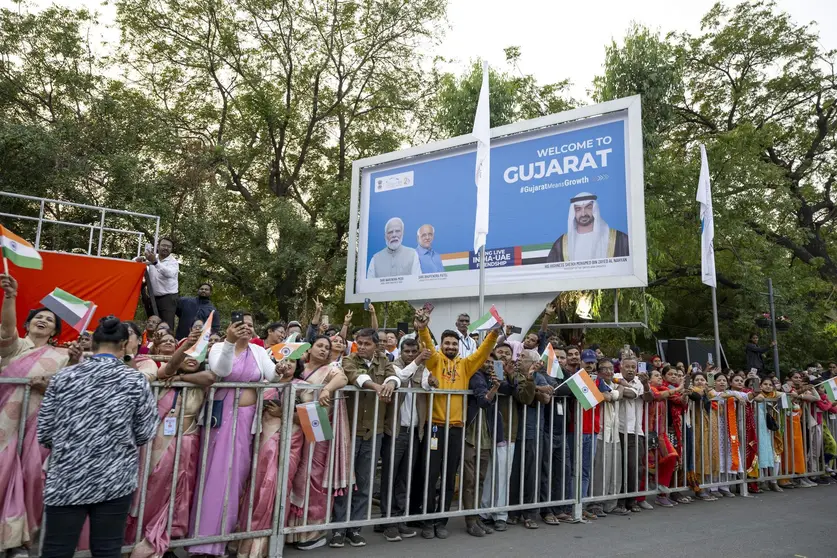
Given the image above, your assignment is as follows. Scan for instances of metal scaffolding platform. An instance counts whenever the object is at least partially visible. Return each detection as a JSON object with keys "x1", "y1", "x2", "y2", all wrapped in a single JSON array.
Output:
[{"x1": 0, "y1": 191, "x2": 160, "y2": 259}]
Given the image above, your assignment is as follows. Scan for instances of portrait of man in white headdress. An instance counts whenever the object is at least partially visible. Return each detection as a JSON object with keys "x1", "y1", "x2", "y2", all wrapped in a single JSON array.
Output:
[
  {"x1": 367, "y1": 216, "x2": 422, "y2": 278},
  {"x1": 546, "y1": 192, "x2": 630, "y2": 262}
]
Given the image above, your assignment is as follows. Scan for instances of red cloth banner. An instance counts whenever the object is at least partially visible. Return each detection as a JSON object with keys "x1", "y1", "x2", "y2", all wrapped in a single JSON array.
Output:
[{"x1": 7, "y1": 251, "x2": 146, "y2": 344}]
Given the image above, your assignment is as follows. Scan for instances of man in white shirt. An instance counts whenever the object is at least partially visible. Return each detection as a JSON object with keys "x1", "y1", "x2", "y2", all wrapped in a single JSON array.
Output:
[
  {"x1": 140, "y1": 237, "x2": 180, "y2": 328},
  {"x1": 615, "y1": 357, "x2": 647, "y2": 513},
  {"x1": 455, "y1": 313, "x2": 476, "y2": 358}
]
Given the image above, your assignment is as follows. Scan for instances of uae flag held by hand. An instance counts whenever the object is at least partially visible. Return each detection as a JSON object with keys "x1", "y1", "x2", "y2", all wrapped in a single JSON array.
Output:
[
  {"x1": 40, "y1": 288, "x2": 97, "y2": 334},
  {"x1": 467, "y1": 305, "x2": 503, "y2": 333}
]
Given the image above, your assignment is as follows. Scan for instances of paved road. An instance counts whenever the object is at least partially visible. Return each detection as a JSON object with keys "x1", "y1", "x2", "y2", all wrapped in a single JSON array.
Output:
[{"x1": 286, "y1": 485, "x2": 835, "y2": 557}]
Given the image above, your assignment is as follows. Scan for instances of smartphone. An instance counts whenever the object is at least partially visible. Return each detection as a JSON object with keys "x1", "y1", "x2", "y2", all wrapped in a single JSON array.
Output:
[
  {"x1": 397, "y1": 322, "x2": 409, "y2": 336},
  {"x1": 321, "y1": 315, "x2": 329, "y2": 326},
  {"x1": 638, "y1": 361, "x2": 647, "y2": 373},
  {"x1": 707, "y1": 353, "x2": 714, "y2": 365},
  {"x1": 364, "y1": 298, "x2": 371, "y2": 311},
  {"x1": 422, "y1": 302, "x2": 435, "y2": 314},
  {"x1": 231, "y1": 311, "x2": 244, "y2": 324},
  {"x1": 144, "y1": 242, "x2": 153, "y2": 253},
  {"x1": 493, "y1": 360, "x2": 504, "y2": 382},
  {"x1": 510, "y1": 326, "x2": 523, "y2": 334}
]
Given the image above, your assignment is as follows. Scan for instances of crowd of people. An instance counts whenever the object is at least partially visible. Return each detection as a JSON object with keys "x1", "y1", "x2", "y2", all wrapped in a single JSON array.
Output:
[{"x1": 2, "y1": 264, "x2": 837, "y2": 558}]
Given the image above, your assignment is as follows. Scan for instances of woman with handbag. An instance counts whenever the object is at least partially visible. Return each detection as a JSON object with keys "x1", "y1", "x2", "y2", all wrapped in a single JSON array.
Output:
[
  {"x1": 188, "y1": 314, "x2": 276, "y2": 557},
  {"x1": 754, "y1": 377, "x2": 784, "y2": 492}
]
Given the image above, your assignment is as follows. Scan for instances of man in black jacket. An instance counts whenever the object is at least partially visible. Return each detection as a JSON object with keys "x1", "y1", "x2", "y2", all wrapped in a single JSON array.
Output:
[
  {"x1": 174, "y1": 283, "x2": 219, "y2": 339},
  {"x1": 745, "y1": 333, "x2": 775, "y2": 375}
]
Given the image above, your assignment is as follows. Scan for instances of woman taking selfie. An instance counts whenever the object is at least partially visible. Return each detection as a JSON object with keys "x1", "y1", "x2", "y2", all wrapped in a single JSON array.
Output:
[
  {"x1": 188, "y1": 312, "x2": 276, "y2": 557},
  {"x1": 38, "y1": 316, "x2": 158, "y2": 557}
]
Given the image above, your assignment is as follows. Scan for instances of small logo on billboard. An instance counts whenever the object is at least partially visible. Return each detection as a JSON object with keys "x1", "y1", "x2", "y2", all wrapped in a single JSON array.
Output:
[{"x1": 373, "y1": 171, "x2": 414, "y2": 193}]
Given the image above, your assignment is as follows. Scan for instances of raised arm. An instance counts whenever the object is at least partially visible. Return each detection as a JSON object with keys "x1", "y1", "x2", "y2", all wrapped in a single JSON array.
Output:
[
  {"x1": 369, "y1": 303, "x2": 379, "y2": 331},
  {"x1": 0, "y1": 274, "x2": 19, "y2": 342},
  {"x1": 416, "y1": 313, "x2": 439, "y2": 368},
  {"x1": 340, "y1": 311, "x2": 353, "y2": 340},
  {"x1": 158, "y1": 330, "x2": 200, "y2": 379},
  {"x1": 462, "y1": 329, "x2": 500, "y2": 378}
]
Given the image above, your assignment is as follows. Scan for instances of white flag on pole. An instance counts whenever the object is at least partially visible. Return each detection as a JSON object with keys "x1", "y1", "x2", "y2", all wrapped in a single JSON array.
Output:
[
  {"x1": 697, "y1": 144, "x2": 716, "y2": 288},
  {"x1": 473, "y1": 61, "x2": 490, "y2": 253}
]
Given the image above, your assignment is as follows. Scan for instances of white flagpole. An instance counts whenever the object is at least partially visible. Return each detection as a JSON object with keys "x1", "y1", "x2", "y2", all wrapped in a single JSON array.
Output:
[
  {"x1": 473, "y1": 61, "x2": 491, "y2": 322},
  {"x1": 697, "y1": 144, "x2": 722, "y2": 368}
]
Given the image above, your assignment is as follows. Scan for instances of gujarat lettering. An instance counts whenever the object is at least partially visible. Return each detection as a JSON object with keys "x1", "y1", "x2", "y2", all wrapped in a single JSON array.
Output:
[{"x1": 503, "y1": 147, "x2": 612, "y2": 184}]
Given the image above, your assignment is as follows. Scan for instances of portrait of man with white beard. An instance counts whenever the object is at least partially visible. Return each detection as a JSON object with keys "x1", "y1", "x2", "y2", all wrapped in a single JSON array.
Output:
[{"x1": 367, "y1": 217, "x2": 422, "y2": 278}]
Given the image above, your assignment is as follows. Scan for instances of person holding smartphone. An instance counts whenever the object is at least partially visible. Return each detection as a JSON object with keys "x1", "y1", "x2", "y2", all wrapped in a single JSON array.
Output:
[
  {"x1": 413, "y1": 307, "x2": 501, "y2": 539},
  {"x1": 136, "y1": 237, "x2": 180, "y2": 329}
]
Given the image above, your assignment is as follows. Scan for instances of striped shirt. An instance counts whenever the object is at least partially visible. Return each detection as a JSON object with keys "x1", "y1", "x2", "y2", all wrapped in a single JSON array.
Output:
[{"x1": 37, "y1": 355, "x2": 158, "y2": 506}]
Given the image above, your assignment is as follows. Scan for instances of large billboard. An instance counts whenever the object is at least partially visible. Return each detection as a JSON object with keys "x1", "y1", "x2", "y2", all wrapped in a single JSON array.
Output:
[{"x1": 345, "y1": 96, "x2": 647, "y2": 303}]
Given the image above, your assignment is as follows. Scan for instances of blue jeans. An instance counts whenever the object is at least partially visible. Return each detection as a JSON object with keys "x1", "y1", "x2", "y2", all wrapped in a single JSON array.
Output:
[{"x1": 576, "y1": 434, "x2": 597, "y2": 500}]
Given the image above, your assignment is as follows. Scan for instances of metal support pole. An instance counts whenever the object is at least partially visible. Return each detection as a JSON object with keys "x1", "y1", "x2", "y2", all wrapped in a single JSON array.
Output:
[
  {"x1": 478, "y1": 245, "x2": 486, "y2": 318},
  {"x1": 35, "y1": 200, "x2": 45, "y2": 249},
  {"x1": 710, "y1": 286, "x2": 722, "y2": 369},
  {"x1": 768, "y1": 278, "x2": 780, "y2": 376}
]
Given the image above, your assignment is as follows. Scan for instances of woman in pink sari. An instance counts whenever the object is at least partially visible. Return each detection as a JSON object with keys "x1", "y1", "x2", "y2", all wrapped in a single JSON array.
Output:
[
  {"x1": 236, "y1": 336, "x2": 350, "y2": 555},
  {"x1": 128, "y1": 330, "x2": 216, "y2": 558},
  {"x1": 234, "y1": 361, "x2": 295, "y2": 558},
  {"x1": 0, "y1": 274, "x2": 74, "y2": 557},
  {"x1": 285, "y1": 335, "x2": 351, "y2": 551},
  {"x1": 189, "y1": 313, "x2": 276, "y2": 557}
]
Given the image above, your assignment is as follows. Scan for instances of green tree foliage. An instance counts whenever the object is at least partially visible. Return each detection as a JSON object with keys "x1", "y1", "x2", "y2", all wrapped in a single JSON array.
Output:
[
  {"x1": 594, "y1": 1, "x2": 837, "y2": 367},
  {"x1": 1, "y1": 0, "x2": 835, "y2": 369}
]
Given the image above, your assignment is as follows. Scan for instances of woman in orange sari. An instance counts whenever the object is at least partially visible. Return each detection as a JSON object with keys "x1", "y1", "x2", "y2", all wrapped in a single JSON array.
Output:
[
  {"x1": 0, "y1": 274, "x2": 75, "y2": 557},
  {"x1": 689, "y1": 373, "x2": 720, "y2": 501},
  {"x1": 782, "y1": 372, "x2": 819, "y2": 488}
]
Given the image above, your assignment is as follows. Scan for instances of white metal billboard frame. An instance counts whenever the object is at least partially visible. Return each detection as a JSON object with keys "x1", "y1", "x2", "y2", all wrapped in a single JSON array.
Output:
[{"x1": 345, "y1": 95, "x2": 646, "y2": 304}]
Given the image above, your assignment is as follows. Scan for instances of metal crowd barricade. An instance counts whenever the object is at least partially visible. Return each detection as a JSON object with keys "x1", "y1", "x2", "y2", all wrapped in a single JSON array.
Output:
[{"x1": 1, "y1": 373, "x2": 836, "y2": 558}]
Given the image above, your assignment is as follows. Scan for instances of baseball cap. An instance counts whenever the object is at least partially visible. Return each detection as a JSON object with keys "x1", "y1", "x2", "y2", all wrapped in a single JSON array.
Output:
[
  {"x1": 581, "y1": 349, "x2": 597, "y2": 363},
  {"x1": 287, "y1": 320, "x2": 302, "y2": 329}
]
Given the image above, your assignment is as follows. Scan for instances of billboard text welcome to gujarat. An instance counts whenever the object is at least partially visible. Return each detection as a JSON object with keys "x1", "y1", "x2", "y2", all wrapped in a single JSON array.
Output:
[{"x1": 345, "y1": 96, "x2": 647, "y2": 303}]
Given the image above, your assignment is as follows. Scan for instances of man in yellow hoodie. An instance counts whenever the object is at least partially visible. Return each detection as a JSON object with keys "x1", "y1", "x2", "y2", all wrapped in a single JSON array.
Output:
[{"x1": 413, "y1": 307, "x2": 500, "y2": 540}]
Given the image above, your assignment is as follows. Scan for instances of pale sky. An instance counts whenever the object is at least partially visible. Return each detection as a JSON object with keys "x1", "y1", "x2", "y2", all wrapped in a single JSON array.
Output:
[
  {"x1": 2, "y1": 0, "x2": 835, "y2": 101},
  {"x1": 437, "y1": 0, "x2": 836, "y2": 99}
]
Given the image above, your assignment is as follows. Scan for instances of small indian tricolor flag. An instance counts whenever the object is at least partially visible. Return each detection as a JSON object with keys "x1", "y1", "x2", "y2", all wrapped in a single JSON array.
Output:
[
  {"x1": 270, "y1": 342, "x2": 311, "y2": 361},
  {"x1": 184, "y1": 310, "x2": 214, "y2": 362},
  {"x1": 468, "y1": 305, "x2": 503, "y2": 333},
  {"x1": 566, "y1": 370, "x2": 604, "y2": 411},
  {"x1": 296, "y1": 402, "x2": 333, "y2": 442},
  {"x1": 541, "y1": 344, "x2": 563, "y2": 379},
  {"x1": 823, "y1": 378, "x2": 837, "y2": 403},
  {"x1": 1, "y1": 225, "x2": 42, "y2": 270},
  {"x1": 40, "y1": 288, "x2": 97, "y2": 334},
  {"x1": 441, "y1": 252, "x2": 470, "y2": 272}
]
